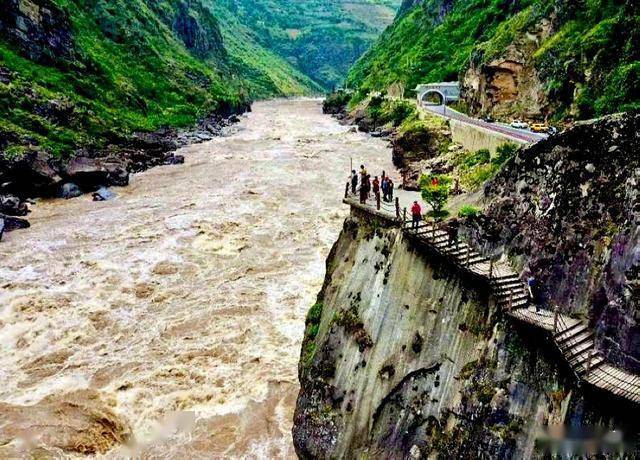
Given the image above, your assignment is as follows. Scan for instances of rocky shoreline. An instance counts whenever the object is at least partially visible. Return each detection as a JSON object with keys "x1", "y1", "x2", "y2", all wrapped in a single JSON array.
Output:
[
  {"x1": 0, "y1": 104, "x2": 250, "y2": 238},
  {"x1": 323, "y1": 97, "x2": 452, "y2": 191}
]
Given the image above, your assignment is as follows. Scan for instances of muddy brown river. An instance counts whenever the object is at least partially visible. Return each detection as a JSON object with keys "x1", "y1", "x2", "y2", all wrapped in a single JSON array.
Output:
[{"x1": 0, "y1": 99, "x2": 396, "y2": 458}]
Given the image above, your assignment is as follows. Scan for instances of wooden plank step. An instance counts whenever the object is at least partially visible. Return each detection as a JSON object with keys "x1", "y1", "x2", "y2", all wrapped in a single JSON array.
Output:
[
  {"x1": 449, "y1": 245, "x2": 471, "y2": 254},
  {"x1": 496, "y1": 288, "x2": 527, "y2": 298},
  {"x1": 569, "y1": 349, "x2": 600, "y2": 368},
  {"x1": 495, "y1": 282, "x2": 525, "y2": 293},
  {"x1": 492, "y1": 274, "x2": 521, "y2": 283},
  {"x1": 563, "y1": 340, "x2": 595, "y2": 361},
  {"x1": 557, "y1": 330, "x2": 593, "y2": 349},
  {"x1": 503, "y1": 298, "x2": 529, "y2": 309},
  {"x1": 466, "y1": 255, "x2": 491, "y2": 265},
  {"x1": 498, "y1": 294, "x2": 528, "y2": 305},
  {"x1": 443, "y1": 246, "x2": 470, "y2": 257},
  {"x1": 554, "y1": 322, "x2": 587, "y2": 342},
  {"x1": 575, "y1": 356, "x2": 605, "y2": 375}
]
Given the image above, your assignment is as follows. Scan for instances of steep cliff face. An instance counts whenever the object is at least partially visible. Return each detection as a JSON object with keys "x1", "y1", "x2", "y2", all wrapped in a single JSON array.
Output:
[
  {"x1": 293, "y1": 212, "x2": 635, "y2": 458},
  {"x1": 462, "y1": 113, "x2": 640, "y2": 372},
  {"x1": 462, "y1": 17, "x2": 553, "y2": 120}
]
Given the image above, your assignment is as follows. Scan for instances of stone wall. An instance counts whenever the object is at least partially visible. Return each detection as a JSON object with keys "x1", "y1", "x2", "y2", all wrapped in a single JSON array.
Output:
[{"x1": 448, "y1": 118, "x2": 526, "y2": 155}]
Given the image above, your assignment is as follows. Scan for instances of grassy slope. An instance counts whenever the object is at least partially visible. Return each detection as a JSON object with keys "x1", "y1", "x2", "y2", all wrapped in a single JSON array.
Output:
[
  {"x1": 346, "y1": 0, "x2": 639, "y2": 119},
  {"x1": 0, "y1": 0, "x2": 319, "y2": 159},
  {"x1": 214, "y1": 0, "x2": 401, "y2": 89}
]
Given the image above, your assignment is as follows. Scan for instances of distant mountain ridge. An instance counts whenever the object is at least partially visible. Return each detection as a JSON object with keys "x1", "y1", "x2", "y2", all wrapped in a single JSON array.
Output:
[
  {"x1": 347, "y1": 0, "x2": 640, "y2": 121},
  {"x1": 214, "y1": 0, "x2": 401, "y2": 89},
  {"x1": 0, "y1": 0, "x2": 402, "y2": 161}
]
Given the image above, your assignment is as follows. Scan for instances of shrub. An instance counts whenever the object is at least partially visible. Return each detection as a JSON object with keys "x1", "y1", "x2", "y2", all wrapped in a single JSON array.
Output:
[
  {"x1": 492, "y1": 142, "x2": 519, "y2": 165},
  {"x1": 306, "y1": 302, "x2": 323, "y2": 326},
  {"x1": 458, "y1": 205, "x2": 480, "y2": 218},
  {"x1": 460, "y1": 163, "x2": 500, "y2": 190},
  {"x1": 466, "y1": 148, "x2": 490, "y2": 167},
  {"x1": 419, "y1": 174, "x2": 452, "y2": 219},
  {"x1": 386, "y1": 100, "x2": 416, "y2": 126},
  {"x1": 324, "y1": 90, "x2": 351, "y2": 110}
]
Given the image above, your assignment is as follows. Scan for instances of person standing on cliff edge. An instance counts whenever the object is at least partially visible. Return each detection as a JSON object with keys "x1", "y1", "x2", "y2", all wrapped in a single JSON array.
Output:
[
  {"x1": 411, "y1": 201, "x2": 422, "y2": 229},
  {"x1": 350, "y1": 170, "x2": 358, "y2": 195},
  {"x1": 372, "y1": 176, "x2": 380, "y2": 203}
]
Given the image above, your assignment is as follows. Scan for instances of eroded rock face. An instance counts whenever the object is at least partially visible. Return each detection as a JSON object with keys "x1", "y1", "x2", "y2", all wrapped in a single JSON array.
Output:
[
  {"x1": 293, "y1": 213, "x2": 636, "y2": 458},
  {"x1": 172, "y1": 1, "x2": 225, "y2": 59},
  {"x1": 462, "y1": 18, "x2": 554, "y2": 120},
  {"x1": 391, "y1": 122, "x2": 451, "y2": 190},
  {"x1": 0, "y1": 0, "x2": 75, "y2": 64},
  {"x1": 463, "y1": 113, "x2": 640, "y2": 372}
]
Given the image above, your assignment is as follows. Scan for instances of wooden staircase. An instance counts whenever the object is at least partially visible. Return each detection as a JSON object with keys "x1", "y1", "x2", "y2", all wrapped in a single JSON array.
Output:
[{"x1": 345, "y1": 196, "x2": 640, "y2": 404}]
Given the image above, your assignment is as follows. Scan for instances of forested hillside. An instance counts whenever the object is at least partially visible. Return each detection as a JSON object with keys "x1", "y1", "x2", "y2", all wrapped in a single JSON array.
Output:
[
  {"x1": 347, "y1": 0, "x2": 639, "y2": 121},
  {"x1": 216, "y1": 0, "x2": 401, "y2": 88},
  {"x1": 0, "y1": 0, "x2": 323, "y2": 160}
]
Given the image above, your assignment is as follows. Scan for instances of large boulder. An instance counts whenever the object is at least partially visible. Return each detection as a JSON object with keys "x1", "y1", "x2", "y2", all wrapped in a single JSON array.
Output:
[
  {"x1": 63, "y1": 156, "x2": 130, "y2": 189},
  {"x1": 92, "y1": 186, "x2": 115, "y2": 201},
  {"x1": 0, "y1": 149, "x2": 62, "y2": 196},
  {"x1": 64, "y1": 156, "x2": 108, "y2": 188},
  {"x1": 0, "y1": 194, "x2": 28, "y2": 216},
  {"x1": 60, "y1": 182, "x2": 81, "y2": 199},
  {"x1": 0, "y1": 214, "x2": 30, "y2": 240}
]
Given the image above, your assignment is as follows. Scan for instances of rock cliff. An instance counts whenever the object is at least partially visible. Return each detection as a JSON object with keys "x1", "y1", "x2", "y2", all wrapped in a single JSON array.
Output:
[
  {"x1": 463, "y1": 112, "x2": 640, "y2": 373},
  {"x1": 293, "y1": 211, "x2": 637, "y2": 458},
  {"x1": 462, "y1": 17, "x2": 553, "y2": 121}
]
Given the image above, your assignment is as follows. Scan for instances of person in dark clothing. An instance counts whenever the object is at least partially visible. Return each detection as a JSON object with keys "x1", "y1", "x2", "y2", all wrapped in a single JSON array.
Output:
[
  {"x1": 388, "y1": 178, "x2": 394, "y2": 201},
  {"x1": 372, "y1": 176, "x2": 380, "y2": 204},
  {"x1": 446, "y1": 219, "x2": 460, "y2": 247},
  {"x1": 527, "y1": 277, "x2": 544, "y2": 312},
  {"x1": 381, "y1": 177, "x2": 389, "y2": 202},
  {"x1": 411, "y1": 201, "x2": 422, "y2": 229},
  {"x1": 359, "y1": 179, "x2": 367, "y2": 203},
  {"x1": 365, "y1": 174, "x2": 372, "y2": 199},
  {"x1": 350, "y1": 170, "x2": 358, "y2": 195}
]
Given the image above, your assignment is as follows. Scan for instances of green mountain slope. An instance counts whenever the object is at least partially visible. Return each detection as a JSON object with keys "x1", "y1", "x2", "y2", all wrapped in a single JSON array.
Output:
[
  {"x1": 0, "y1": 0, "x2": 319, "y2": 159},
  {"x1": 347, "y1": 0, "x2": 639, "y2": 120},
  {"x1": 216, "y1": 0, "x2": 402, "y2": 89}
]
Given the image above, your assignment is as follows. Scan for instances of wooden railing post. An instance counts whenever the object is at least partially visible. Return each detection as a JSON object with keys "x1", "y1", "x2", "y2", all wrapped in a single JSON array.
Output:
[
  {"x1": 376, "y1": 192, "x2": 380, "y2": 210},
  {"x1": 488, "y1": 259, "x2": 494, "y2": 280},
  {"x1": 395, "y1": 197, "x2": 400, "y2": 220},
  {"x1": 403, "y1": 207, "x2": 407, "y2": 225},
  {"x1": 553, "y1": 306, "x2": 559, "y2": 334},
  {"x1": 585, "y1": 349, "x2": 594, "y2": 377},
  {"x1": 508, "y1": 290, "x2": 513, "y2": 311},
  {"x1": 345, "y1": 181, "x2": 349, "y2": 199}
]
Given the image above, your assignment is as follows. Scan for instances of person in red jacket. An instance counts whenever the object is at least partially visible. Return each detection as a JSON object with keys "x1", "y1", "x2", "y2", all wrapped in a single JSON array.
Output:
[{"x1": 411, "y1": 201, "x2": 422, "y2": 229}]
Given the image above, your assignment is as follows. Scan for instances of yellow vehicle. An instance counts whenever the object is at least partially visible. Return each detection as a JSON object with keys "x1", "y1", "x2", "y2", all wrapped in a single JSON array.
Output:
[{"x1": 531, "y1": 123, "x2": 549, "y2": 133}]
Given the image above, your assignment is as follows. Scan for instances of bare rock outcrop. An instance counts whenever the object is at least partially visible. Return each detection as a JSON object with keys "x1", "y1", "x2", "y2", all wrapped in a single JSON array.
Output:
[
  {"x1": 462, "y1": 17, "x2": 554, "y2": 121},
  {"x1": 463, "y1": 112, "x2": 640, "y2": 372}
]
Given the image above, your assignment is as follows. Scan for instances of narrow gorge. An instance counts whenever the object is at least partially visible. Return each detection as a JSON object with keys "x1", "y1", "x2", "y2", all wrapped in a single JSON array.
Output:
[{"x1": 2, "y1": 0, "x2": 639, "y2": 457}]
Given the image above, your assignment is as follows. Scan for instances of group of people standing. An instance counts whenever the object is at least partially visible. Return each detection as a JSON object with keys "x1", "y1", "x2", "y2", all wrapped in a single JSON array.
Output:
[{"x1": 351, "y1": 165, "x2": 395, "y2": 205}]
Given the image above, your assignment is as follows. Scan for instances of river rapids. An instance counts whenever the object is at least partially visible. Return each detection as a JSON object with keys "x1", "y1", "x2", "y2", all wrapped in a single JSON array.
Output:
[{"x1": 0, "y1": 99, "x2": 396, "y2": 458}]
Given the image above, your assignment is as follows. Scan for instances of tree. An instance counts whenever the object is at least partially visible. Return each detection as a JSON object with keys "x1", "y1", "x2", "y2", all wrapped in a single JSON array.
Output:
[{"x1": 419, "y1": 174, "x2": 452, "y2": 220}]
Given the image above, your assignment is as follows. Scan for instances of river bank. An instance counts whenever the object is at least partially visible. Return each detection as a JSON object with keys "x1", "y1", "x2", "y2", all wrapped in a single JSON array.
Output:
[
  {"x1": 0, "y1": 98, "x2": 397, "y2": 457},
  {"x1": 0, "y1": 104, "x2": 249, "y2": 237}
]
